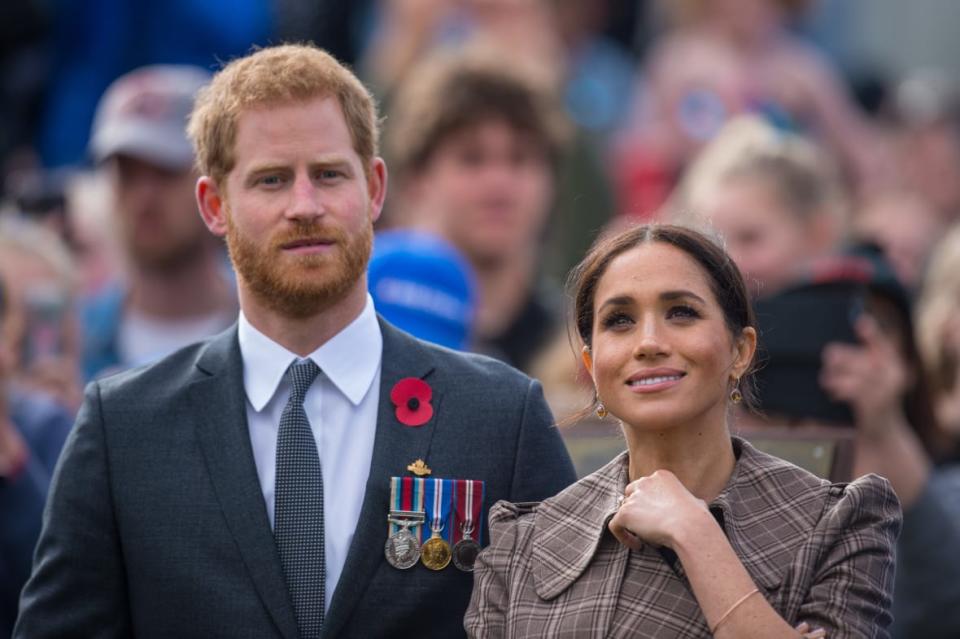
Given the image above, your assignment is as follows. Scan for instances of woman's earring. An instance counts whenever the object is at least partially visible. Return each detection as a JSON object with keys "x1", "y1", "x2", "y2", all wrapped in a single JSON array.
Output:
[
  {"x1": 729, "y1": 378, "x2": 743, "y2": 404},
  {"x1": 596, "y1": 402, "x2": 608, "y2": 419}
]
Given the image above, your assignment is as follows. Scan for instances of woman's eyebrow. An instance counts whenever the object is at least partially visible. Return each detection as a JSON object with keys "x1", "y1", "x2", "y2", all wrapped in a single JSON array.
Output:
[
  {"x1": 660, "y1": 290, "x2": 707, "y2": 304},
  {"x1": 597, "y1": 295, "x2": 633, "y2": 314}
]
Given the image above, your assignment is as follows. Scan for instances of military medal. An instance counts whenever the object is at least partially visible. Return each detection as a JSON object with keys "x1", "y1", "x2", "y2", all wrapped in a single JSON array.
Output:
[
  {"x1": 385, "y1": 477, "x2": 427, "y2": 569},
  {"x1": 420, "y1": 478, "x2": 452, "y2": 570},
  {"x1": 452, "y1": 479, "x2": 483, "y2": 572},
  {"x1": 385, "y1": 511, "x2": 424, "y2": 569}
]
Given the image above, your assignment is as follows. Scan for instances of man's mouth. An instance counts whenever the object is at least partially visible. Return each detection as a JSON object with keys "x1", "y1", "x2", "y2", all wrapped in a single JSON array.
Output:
[{"x1": 281, "y1": 237, "x2": 336, "y2": 253}]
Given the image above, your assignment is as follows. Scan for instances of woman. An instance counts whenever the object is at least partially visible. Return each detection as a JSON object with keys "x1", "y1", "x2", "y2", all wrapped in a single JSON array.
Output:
[
  {"x1": 465, "y1": 224, "x2": 899, "y2": 638},
  {"x1": 666, "y1": 117, "x2": 846, "y2": 299}
]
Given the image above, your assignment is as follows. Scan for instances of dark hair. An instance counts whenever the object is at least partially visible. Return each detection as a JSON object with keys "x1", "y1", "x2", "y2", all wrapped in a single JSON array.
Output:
[
  {"x1": 568, "y1": 223, "x2": 758, "y2": 408},
  {"x1": 386, "y1": 49, "x2": 567, "y2": 181}
]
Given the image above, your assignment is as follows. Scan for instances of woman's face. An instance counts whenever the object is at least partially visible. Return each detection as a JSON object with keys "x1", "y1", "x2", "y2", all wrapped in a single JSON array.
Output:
[
  {"x1": 702, "y1": 175, "x2": 816, "y2": 297},
  {"x1": 583, "y1": 242, "x2": 755, "y2": 432}
]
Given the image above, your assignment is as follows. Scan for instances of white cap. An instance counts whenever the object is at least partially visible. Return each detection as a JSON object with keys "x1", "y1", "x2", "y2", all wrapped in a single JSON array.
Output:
[{"x1": 90, "y1": 65, "x2": 211, "y2": 169}]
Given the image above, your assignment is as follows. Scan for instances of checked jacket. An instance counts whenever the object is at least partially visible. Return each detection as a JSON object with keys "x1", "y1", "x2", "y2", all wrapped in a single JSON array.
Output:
[{"x1": 465, "y1": 437, "x2": 901, "y2": 639}]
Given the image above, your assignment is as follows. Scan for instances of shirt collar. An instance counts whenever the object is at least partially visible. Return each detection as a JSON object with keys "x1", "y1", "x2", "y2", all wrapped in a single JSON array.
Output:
[{"x1": 238, "y1": 294, "x2": 383, "y2": 411}]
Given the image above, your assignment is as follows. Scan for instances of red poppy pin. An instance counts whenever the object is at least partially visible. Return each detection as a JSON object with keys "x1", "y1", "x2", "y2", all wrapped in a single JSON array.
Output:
[{"x1": 390, "y1": 377, "x2": 434, "y2": 427}]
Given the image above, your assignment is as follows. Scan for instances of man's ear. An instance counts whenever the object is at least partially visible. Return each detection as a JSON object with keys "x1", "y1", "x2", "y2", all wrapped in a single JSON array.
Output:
[
  {"x1": 196, "y1": 176, "x2": 228, "y2": 237},
  {"x1": 367, "y1": 157, "x2": 388, "y2": 224},
  {"x1": 732, "y1": 326, "x2": 758, "y2": 379}
]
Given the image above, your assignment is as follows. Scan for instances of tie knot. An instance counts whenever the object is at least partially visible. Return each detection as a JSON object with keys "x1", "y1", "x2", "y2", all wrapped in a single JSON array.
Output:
[{"x1": 286, "y1": 359, "x2": 320, "y2": 403}]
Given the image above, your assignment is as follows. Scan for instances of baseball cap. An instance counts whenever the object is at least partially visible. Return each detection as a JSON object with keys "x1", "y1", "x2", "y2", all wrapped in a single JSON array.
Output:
[
  {"x1": 368, "y1": 230, "x2": 476, "y2": 350},
  {"x1": 89, "y1": 65, "x2": 212, "y2": 169}
]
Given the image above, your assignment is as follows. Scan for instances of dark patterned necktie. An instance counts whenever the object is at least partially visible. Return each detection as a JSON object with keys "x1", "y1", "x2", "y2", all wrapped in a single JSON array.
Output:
[{"x1": 274, "y1": 359, "x2": 324, "y2": 638}]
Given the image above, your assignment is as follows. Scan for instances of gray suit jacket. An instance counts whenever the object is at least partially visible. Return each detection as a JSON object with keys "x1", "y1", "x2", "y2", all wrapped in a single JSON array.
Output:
[{"x1": 15, "y1": 319, "x2": 576, "y2": 638}]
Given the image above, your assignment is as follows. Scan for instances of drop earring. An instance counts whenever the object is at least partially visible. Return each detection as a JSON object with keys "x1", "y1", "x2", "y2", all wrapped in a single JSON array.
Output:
[
  {"x1": 596, "y1": 402, "x2": 608, "y2": 419},
  {"x1": 729, "y1": 378, "x2": 743, "y2": 404}
]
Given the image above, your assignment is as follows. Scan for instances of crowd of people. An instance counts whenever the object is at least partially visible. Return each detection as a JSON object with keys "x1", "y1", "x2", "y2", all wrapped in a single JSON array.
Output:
[{"x1": 2, "y1": 1, "x2": 960, "y2": 637}]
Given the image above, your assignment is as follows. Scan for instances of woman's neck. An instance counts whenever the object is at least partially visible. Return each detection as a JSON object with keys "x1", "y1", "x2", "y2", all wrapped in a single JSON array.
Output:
[{"x1": 623, "y1": 419, "x2": 736, "y2": 503}]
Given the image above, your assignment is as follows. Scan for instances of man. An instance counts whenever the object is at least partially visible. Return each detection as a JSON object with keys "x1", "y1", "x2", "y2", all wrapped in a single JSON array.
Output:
[
  {"x1": 81, "y1": 65, "x2": 237, "y2": 380},
  {"x1": 385, "y1": 50, "x2": 567, "y2": 373},
  {"x1": 15, "y1": 44, "x2": 575, "y2": 638}
]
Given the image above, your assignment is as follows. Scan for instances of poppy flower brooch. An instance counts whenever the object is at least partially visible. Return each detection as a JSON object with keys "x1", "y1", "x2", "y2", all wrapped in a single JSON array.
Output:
[{"x1": 390, "y1": 378, "x2": 434, "y2": 427}]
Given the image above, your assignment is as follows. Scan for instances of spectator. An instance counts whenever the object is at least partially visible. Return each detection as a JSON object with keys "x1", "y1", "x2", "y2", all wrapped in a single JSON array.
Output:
[
  {"x1": 667, "y1": 117, "x2": 847, "y2": 298},
  {"x1": 916, "y1": 224, "x2": 960, "y2": 447},
  {"x1": 385, "y1": 48, "x2": 567, "y2": 372},
  {"x1": 614, "y1": 0, "x2": 887, "y2": 215},
  {"x1": 0, "y1": 216, "x2": 81, "y2": 411},
  {"x1": 81, "y1": 65, "x2": 236, "y2": 380},
  {"x1": 741, "y1": 248, "x2": 960, "y2": 639},
  {"x1": 0, "y1": 275, "x2": 73, "y2": 639},
  {"x1": 854, "y1": 190, "x2": 946, "y2": 291}
]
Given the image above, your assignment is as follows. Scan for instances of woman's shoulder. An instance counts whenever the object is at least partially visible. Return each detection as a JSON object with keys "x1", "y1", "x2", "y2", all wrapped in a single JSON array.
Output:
[
  {"x1": 819, "y1": 473, "x2": 902, "y2": 532},
  {"x1": 734, "y1": 438, "x2": 901, "y2": 532}
]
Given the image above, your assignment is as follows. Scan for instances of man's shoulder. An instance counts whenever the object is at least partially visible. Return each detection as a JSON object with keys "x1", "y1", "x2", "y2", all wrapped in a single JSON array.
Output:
[
  {"x1": 93, "y1": 328, "x2": 232, "y2": 400},
  {"x1": 389, "y1": 325, "x2": 535, "y2": 391}
]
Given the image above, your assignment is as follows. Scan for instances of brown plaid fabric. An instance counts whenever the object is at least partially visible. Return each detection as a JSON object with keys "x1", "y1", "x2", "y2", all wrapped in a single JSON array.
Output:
[{"x1": 465, "y1": 437, "x2": 901, "y2": 638}]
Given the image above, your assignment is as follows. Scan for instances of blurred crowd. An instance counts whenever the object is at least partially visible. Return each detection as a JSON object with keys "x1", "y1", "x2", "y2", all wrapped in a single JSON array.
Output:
[{"x1": 2, "y1": 0, "x2": 960, "y2": 637}]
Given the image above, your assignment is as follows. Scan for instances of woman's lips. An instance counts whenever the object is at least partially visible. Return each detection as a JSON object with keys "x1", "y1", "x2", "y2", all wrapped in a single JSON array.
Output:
[{"x1": 625, "y1": 369, "x2": 686, "y2": 393}]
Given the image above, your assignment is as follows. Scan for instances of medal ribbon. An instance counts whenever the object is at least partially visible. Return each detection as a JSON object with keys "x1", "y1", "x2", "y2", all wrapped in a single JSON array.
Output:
[
  {"x1": 388, "y1": 476, "x2": 425, "y2": 537},
  {"x1": 453, "y1": 479, "x2": 485, "y2": 545},
  {"x1": 423, "y1": 478, "x2": 452, "y2": 544}
]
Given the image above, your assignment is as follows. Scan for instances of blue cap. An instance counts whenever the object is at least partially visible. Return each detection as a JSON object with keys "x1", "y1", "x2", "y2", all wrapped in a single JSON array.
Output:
[{"x1": 368, "y1": 230, "x2": 476, "y2": 350}]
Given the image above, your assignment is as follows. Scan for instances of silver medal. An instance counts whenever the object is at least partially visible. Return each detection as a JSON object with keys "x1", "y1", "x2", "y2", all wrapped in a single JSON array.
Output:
[{"x1": 385, "y1": 526, "x2": 421, "y2": 569}]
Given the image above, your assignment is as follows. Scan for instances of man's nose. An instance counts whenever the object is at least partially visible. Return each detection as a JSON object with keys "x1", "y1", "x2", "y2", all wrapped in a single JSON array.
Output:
[{"x1": 285, "y1": 173, "x2": 323, "y2": 221}]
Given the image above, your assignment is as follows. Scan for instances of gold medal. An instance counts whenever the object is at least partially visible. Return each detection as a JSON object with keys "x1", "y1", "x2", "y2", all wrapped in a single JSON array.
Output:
[
  {"x1": 421, "y1": 530, "x2": 452, "y2": 570},
  {"x1": 420, "y1": 478, "x2": 452, "y2": 570}
]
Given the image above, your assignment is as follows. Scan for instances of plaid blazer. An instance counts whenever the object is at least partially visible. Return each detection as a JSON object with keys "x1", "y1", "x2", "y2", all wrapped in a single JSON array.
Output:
[{"x1": 465, "y1": 437, "x2": 901, "y2": 638}]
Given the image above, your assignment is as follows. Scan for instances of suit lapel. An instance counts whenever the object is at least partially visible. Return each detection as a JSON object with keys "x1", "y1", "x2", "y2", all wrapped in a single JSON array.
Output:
[
  {"x1": 190, "y1": 328, "x2": 299, "y2": 639},
  {"x1": 324, "y1": 320, "x2": 438, "y2": 638}
]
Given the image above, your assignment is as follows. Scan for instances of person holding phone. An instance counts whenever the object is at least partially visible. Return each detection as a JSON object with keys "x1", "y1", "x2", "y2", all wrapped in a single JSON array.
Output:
[
  {"x1": 746, "y1": 247, "x2": 960, "y2": 639},
  {"x1": 466, "y1": 224, "x2": 899, "y2": 639}
]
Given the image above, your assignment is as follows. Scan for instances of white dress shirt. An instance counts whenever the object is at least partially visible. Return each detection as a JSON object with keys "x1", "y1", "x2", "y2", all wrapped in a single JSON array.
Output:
[{"x1": 238, "y1": 295, "x2": 382, "y2": 611}]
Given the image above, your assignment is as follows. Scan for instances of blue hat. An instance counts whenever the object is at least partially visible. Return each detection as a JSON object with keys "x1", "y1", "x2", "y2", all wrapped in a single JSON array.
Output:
[{"x1": 368, "y1": 230, "x2": 476, "y2": 350}]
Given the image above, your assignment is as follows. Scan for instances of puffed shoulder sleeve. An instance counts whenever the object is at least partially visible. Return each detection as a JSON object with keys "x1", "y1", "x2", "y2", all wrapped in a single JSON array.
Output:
[
  {"x1": 464, "y1": 500, "x2": 538, "y2": 639},
  {"x1": 797, "y1": 473, "x2": 901, "y2": 639}
]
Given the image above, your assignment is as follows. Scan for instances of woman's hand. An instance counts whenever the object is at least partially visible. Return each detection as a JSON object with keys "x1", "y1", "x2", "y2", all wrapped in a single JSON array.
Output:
[
  {"x1": 608, "y1": 469, "x2": 712, "y2": 550},
  {"x1": 795, "y1": 622, "x2": 826, "y2": 638}
]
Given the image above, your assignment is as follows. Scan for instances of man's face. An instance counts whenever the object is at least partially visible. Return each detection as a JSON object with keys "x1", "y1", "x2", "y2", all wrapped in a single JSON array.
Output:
[
  {"x1": 412, "y1": 120, "x2": 553, "y2": 267},
  {"x1": 213, "y1": 96, "x2": 385, "y2": 318},
  {"x1": 110, "y1": 155, "x2": 207, "y2": 272}
]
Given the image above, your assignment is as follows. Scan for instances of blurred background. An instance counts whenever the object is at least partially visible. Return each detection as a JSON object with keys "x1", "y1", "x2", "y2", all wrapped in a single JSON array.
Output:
[{"x1": 3, "y1": 0, "x2": 960, "y2": 636}]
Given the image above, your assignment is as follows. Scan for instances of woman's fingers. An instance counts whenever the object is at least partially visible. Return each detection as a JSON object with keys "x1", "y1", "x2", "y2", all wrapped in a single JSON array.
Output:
[{"x1": 608, "y1": 512, "x2": 643, "y2": 550}]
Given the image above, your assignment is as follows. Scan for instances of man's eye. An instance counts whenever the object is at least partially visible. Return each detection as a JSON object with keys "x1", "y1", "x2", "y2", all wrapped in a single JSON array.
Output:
[
  {"x1": 318, "y1": 169, "x2": 342, "y2": 180},
  {"x1": 258, "y1": 175, "x2": 283, "y2": 186}
]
